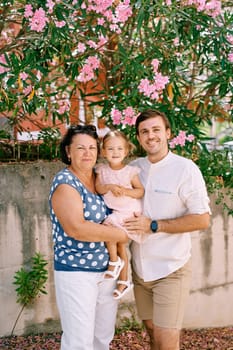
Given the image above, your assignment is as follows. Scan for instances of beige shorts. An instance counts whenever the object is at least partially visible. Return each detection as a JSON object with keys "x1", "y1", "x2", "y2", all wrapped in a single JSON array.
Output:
[{"x1": 132, "y1": 259, "x2": 192, "y2": 329}]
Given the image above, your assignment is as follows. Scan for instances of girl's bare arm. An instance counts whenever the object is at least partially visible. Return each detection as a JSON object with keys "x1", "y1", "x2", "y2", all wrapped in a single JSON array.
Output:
[{"x1": 123, "y1": 174, "x2": 144, "y2": 199}]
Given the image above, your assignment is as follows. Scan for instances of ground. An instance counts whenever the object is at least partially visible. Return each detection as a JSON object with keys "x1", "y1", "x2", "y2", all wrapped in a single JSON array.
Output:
[{"x1": 0, "y1": 327, "x2": 233, "y2": 349}]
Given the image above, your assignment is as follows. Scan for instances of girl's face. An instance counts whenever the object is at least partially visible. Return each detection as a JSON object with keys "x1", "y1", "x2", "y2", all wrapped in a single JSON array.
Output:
[{"x1": 102, "y1": 136, "x2": 128, "y2": 169}]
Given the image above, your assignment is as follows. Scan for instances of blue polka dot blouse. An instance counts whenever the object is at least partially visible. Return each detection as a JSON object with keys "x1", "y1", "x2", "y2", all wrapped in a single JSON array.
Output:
[{"x1": 49, "y1": 168, "x2": 109, "y2": 272}]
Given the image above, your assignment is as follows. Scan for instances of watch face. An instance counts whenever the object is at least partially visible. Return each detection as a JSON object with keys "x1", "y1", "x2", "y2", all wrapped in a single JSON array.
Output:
[{"x1": 151, "y1": 220, "x2": 158, "y2": 232}]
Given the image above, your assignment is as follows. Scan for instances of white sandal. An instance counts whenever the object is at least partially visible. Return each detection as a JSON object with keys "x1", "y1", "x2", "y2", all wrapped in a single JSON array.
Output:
[
  {"x1": 113, "y1": 280, "x2": 133, "y2": 300},
  {"x1": 103, "y1": 257, "x2": 125, "y2": 280}
]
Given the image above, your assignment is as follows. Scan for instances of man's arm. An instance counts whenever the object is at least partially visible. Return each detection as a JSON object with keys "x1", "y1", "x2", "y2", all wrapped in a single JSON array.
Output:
[
  {"x1": 124, "y1": 212, "x2": 210, "y2": 234},
  {"x1": 158, "y1": 213, "x2": 210, "y2": 233}
]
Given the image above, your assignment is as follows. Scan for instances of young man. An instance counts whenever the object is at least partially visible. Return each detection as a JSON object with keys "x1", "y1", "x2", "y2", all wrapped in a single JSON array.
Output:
[{"x1": 124, "y1": 109, "x2": 211, "y2": 350}]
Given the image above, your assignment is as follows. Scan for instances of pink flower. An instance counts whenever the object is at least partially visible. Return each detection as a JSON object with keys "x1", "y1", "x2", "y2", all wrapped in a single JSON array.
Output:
[
  {"x1": 186, "y1": 134, "x2": 195, "y2": 142},
  {"x1": 169, "y1": 131, "x2": 195, "y2": 148},
  {"x1": 29, "y1": 8, "x2": 48, "y2": 32},
  {"x1": 138, "y1": 79, "x2": 152, "y2": 97},
  {"x1": 176, "y1": 131, "x2": 187, "y2": 146},
  {"x1": 77, "y1": 43, "x2": 86, "y2": 53},
  {"x1": 77, "y1": 65, "x2": 95, "y2": 82},
  {"x1": 110, "y1": 106, "x2": 137, "y2": 126},
  {"x1": 150, "y1": 90, "x2": 159, "y2": 100},
  {"x1": 96, "y1": 35, "x2": 108, "y2": 52},
  {"x1": 204, "y1": 0, "x2": 221, "y2": 18},
  {"x1": 86, "y1": 56, "x2": 100, "y2": 69},
  {"x1": 153, "y1": 73, "x2": 169, "y2": 91},
  {"x1": 97, "y1": 18, "x2": 105, "y2": 25},
  {"x1": 87, "y1": 0, "x2": 113, "y2": 15},
  {"x1": 104, "y1": 9, "x2": 113, "y2": 22},
  {"x1": 23, "y1": 85, "x2": 32, "y2": 96},
  {"x1": 24, "y1": 4, "x2": 33, "y2": 18},
  {"x1": 122, "y1": 107, "x2": 137, "y2": 125},
  {"x1": 57, "y1": 99, "x2": 70, "y2": 115},
  {"x1": 77, "y1": 56, "x2": 100, "y2": 82},
  {"x1": 173, "y1": 37, "x2": 179, "y2": 46},
  {"x1": 19, "y1": 72, "x2": 28, "y2": 80},
  {"x1": 123, "y1": 106, "x2": 135, "y2": 118},
  {"x1": 129, "y1": 115, "x2": 137, "y2": 125},
  {"x1": 151, "y1": 59, "x2": 159, "y2": 73},
  {"x1": 111, "y1": 108, "x2": 122, "y2": 125},
  {"x1": 138, "y1": 59, "x2": 169, "y2": 100},
  {"x1": 55, "y1": 20, "x2": 66, "y2": 28},
  {"x1": 228, "y1": 53, "x2": 233, "y2": 63},
  {"x1": 169, "y1": 139, "x2": 176, "y2": 149},
  {"x1": 227, "y1": 35, "x2": 233, "y2": 45},
  {"x1": 0, "y1": 54, "x2": 10, "y2": 74},
  {"x1": 87, "y1": 40, "x2": 97, "y2": 49},
  {"x1": 110, "y1": 24, "x2": 121, "y2": 33},
  {"x1": 185, "y1": 0, "x2": 221, "y2": 18},
  {"x1": 138, "y1": 73, "x2": 169, "y2": 100},
  {"x1": 115, "y1": 1, "x2": 132, "y2": 23},
  {"x1": 123, "y1": 114, "x2": 137, "y2": 126},
  {"x1": 46, "y1": 0, "x2": 55, "y2": 14}
]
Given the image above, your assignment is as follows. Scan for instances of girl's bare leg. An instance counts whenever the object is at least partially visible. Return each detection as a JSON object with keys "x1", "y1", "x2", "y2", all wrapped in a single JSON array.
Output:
[
  {"x1": 114, "y1": 243, "x2": 129, "y2": 295},
  {"x1": 105, "y1": 242, "x2": 119, "y2": 278}
]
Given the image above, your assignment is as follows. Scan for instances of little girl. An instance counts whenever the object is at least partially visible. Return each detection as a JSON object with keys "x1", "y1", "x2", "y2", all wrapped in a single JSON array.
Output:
[{"x1": 95, "y1": 130, "x2": 146, "y2": 299}]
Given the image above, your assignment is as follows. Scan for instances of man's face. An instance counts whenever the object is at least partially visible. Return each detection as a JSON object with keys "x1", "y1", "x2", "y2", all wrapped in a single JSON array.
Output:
[{"x1": 137, "y1": 116, "x2": 171, "y2": 161}]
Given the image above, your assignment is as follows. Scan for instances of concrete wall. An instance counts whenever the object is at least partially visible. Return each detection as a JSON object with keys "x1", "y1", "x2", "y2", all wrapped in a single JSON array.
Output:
[{"x1": 0, "y1": 161, "x2": 232, "y2": 336}]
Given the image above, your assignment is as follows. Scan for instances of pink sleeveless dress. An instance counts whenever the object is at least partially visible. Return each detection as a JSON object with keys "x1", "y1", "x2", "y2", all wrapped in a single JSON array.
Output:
[{"x1": 96, "y1": 163, "x2": 148, "y2": 243}]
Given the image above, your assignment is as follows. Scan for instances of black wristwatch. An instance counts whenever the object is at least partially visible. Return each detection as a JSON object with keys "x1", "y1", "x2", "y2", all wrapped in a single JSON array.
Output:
[{"x1": 150, "y1": 220, "x2": 158, "y2": 233}]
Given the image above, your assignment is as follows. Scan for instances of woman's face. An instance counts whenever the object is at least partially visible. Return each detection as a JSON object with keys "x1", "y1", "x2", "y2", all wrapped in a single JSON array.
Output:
[{"x1": 67, "y1": 134, "x2": 98, "y2": 170}]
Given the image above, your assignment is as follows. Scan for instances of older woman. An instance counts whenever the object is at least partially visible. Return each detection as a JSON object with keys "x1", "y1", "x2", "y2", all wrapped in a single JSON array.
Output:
[{"x1": 49, "y1": 124, "x2": 127, "y2": 350}]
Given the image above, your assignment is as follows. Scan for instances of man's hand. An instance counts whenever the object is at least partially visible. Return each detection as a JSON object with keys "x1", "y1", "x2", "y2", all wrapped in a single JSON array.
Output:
[{"x1": 124, "y1": 212, "x2": 151, "y2": 234}]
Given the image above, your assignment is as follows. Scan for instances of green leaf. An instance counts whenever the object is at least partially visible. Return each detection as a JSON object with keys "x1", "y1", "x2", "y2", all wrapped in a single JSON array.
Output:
[{"x1": 13, "y1": 252, "x2": 48, "y2": 307}]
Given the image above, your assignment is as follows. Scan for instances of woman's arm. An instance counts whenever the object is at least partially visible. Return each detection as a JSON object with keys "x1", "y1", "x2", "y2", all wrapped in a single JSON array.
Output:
[{"x1": 51, "y1": 184, "x2": 128, "y2": 243}]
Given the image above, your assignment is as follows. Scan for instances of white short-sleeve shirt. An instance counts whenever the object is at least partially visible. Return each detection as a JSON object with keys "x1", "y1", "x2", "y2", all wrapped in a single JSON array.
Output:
[{"x1": 130, "y1": 151, "x2": 211, "y2": 282}]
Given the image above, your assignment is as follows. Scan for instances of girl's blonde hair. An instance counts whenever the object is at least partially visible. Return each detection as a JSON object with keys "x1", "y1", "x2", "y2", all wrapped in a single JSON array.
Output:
[{"x1": 102, "y1": 130, "x2": 135, "y2": 155}]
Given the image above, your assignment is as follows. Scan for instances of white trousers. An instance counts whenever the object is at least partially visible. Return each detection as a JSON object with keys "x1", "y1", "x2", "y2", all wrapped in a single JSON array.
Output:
[{"x1": 54, "y1": 270, "x2": 118, "y2": 350}]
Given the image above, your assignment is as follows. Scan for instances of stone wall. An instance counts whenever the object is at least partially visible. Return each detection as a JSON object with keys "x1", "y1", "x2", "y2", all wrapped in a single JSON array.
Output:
[{"x1": 0, "y1": 161, "x2": 232, "y2": 336}]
